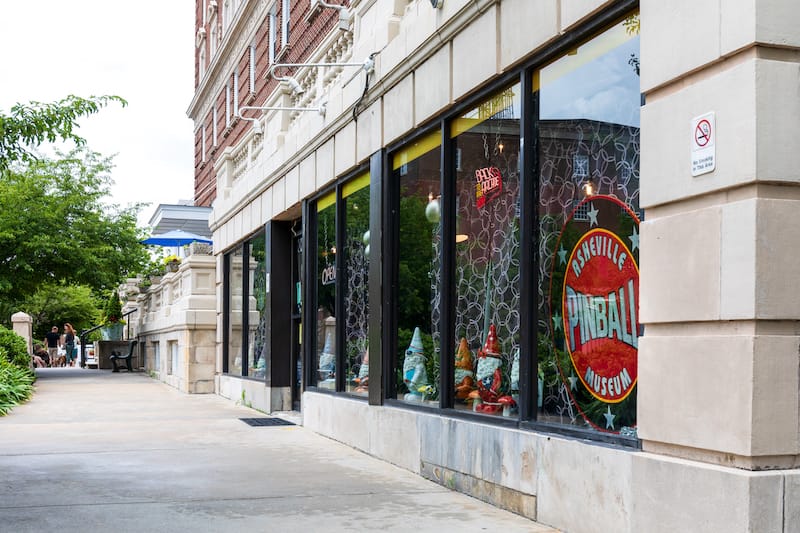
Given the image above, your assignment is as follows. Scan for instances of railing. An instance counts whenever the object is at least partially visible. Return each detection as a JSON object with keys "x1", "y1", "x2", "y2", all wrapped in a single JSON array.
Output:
[{"x1": 78, "y1": 308, "x2": 137, "y2": 369}]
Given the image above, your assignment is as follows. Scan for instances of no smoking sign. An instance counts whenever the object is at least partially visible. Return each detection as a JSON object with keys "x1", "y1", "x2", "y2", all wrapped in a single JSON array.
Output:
[{"x1": 691, "y1": 112, "x2": 715, "y2": 176}]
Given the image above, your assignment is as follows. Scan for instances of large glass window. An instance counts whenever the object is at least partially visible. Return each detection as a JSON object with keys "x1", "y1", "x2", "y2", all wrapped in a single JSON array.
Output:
[
  {"x1": 224, "y1": 232, "x2": 266, "y2": 379},
  {"x1": 314, "y1": 192, "x2": 337, "y2": 390},
  {"x1": 311, "y1": 173, "x2": 371, "y2": 394},
  {"x1": 536, "y1": 14, "x2": 640, "y2": 436},
  {"x1": 450, "y1": 84, "x2": 522, "y2": 417},
  {"x1": 248, "y1": 235, "x2": 268, "y2": 378},
  {"x1": 227, "y1": 244, "x2": 244, "y2": 376},
  {"x1": 343, "y1": 174, "x2": 370, "y2": 395},
  {"x1": 392, "y1": 132, "x2": 442, "y2": 403}
]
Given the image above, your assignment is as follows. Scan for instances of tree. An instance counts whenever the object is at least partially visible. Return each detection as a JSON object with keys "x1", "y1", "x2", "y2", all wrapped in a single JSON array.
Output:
[
  {"x1": 0, "y1": 95, "x2": 126, "y2": 172},
  {"x1": 0, "y1": 147, "x2": 149, "y2": 305},
  {"x1": 20, "y1": 282, "x2": 102, "y2": 340}
]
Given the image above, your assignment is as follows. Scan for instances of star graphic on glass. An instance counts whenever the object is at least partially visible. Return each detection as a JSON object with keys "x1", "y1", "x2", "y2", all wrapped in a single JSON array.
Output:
[
  {"x1": 587, "y1": 203, "x2": 599, "y2": 227},
  {"x1": 629, "y1": 227, "x2": 639, "y2": 251},
  {"x1": 557, "y1": 245, "x2": 568, "y2": 265},
  {"x1": 552, "y1": 311, "x2": 562, "y2": 332},
  {"x1": 568, "y1": 374, "x2": 578, "y2": 390},
  {"x1": 603, "y1": 405, "x2": 616, "y2": 430}
]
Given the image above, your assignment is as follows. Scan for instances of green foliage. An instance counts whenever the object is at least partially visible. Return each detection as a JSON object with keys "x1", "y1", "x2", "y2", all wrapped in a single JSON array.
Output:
[
  {"x1": 0, "y1": 325, "x2": 30, "y2": 368},
  {"x1": 0, "y1": 95, "x2": 127, "y2": 172},
  {"x1": 397, "y1": 194, "x2": 435, "y2": 329},
  {"x1": 0, "y1": 147, "x2": 149, "y2": 305},
  {"x1": 0, "y1": 355, "x2": 35, "y2": 416},
  {"x1": 21, "y1": 282, "x2": 102, "y2": 339},
  {"x1": 103, "y1": 290, "x2": 123, "y2": 324}
]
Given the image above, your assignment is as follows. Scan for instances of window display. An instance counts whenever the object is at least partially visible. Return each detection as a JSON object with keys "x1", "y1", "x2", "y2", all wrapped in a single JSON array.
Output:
[
  {"x1": 392, "y1": 132, "x2": 442, "y2": 403},
  {"x1": 343, "y1": 174, "x2": 370, "y2": 395},
  {"x1": 450, "y1": 83, "x2": 522, "y2": 417},
  {"x1": 537, "y1": 14, "x2": 640, "y2": 434},
  {"x1": 315, "y1": 192, "x2": 337, "y2": 390}
]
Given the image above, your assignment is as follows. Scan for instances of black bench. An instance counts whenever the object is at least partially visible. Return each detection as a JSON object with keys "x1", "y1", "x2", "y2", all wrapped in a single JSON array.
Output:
[{"x1": 110, "y1": 340, "x2": 138, "y2": 372}]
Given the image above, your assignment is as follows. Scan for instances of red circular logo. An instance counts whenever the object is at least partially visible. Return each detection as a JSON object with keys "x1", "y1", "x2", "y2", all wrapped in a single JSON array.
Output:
[{"x1": 561, "y1": 228, "x2": 639, "y2": 402}]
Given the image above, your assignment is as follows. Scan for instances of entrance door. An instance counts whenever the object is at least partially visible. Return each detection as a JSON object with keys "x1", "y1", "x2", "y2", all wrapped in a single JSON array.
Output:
[{"x1": 290, "y1": 219, "x2": 303, "y2": 410}]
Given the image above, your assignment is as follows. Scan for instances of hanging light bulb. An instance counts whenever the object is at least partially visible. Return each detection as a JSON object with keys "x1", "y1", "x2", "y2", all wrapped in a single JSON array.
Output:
[{"x1": 425, "y1": 192, "x2": 441, "y2": 223}]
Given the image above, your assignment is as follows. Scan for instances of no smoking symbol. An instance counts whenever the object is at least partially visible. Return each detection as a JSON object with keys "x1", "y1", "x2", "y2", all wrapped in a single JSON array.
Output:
[{"x1": 695, "y1": 119, "x2": 712, "y2": 147}]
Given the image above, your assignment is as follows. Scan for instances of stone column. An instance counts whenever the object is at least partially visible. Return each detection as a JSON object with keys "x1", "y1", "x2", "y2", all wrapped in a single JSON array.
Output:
[
  {"x1": 635, "y1": 1, "x2": 800, "y2": 531},
  {"x1": 11, "y1": 312, "x2": 33, "y2": 358}
]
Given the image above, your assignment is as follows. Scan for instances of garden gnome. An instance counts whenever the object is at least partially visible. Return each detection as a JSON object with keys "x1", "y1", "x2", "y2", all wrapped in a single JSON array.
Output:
[
  {"x1": 454, "y1": 337, "x2": 475, "y2": 400},
  {"x1": 403, "y1": 327, "x2": 429, "y2": 401},
  {"x1": 475, "y1": 324, "x2": 504, "y2": 411},
  {"x1": 354, "y1": 346, "x2": 369, "y2": 392},
  {"x1": 318, "y1": 329, "x2": 335, "y2": 381}
]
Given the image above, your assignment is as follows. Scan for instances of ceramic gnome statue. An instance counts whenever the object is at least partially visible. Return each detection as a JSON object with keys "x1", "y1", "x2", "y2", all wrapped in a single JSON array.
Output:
[
  {"x1": 354, "y1": 346, "x2": 369, "y2": 392},
  {"x1": 403, "y1": 327, "x2": 429, "y2": 401},
  {"x1": 475, "y1": 324, "x2": 504, "y2": 413},
  {"x1": 454, "y1": 337, "x2": 475, "y2": 400},
  {"x1": 318, "y1": 328, "x2": 336, "y2": 382}
]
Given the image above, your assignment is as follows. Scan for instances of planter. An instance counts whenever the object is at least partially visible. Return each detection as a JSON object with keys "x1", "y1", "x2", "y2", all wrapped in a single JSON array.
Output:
[
  {"x1": 165, "y1": 261, "x2": 180, "y2": 273},
  {"x1": 100, "y1": 323, "x2": 124, "y2": 341}
]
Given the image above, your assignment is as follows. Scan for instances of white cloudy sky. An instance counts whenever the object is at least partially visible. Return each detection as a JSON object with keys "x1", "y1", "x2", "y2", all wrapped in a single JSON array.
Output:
[{"x1": 0, "y1": 1, "x2": 196, "y2": 227}]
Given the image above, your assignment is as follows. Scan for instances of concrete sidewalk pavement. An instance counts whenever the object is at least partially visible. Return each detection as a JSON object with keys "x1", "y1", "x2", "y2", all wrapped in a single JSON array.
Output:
[{"x1": 0, "y1": 368, "x2": 556, "y2": 532}]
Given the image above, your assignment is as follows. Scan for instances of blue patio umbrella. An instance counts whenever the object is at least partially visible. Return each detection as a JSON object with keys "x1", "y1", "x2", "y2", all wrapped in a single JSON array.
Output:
[{"x1": 141, "y1": 230, "x2": 212, "y2": 246}]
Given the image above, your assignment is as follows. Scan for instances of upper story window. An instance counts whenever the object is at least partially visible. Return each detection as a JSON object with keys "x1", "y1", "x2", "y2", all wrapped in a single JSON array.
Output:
[
  {"x1": 210, "y1": 14, "x2": 220, "y2": 56},
  {"x1": 249, "y1": 44, "x2": 256, "y2": 94},
  {"x1": 222, "y1": 0, "x2": 232, "y2": 30},
  {"x1": 212, "y1": 105, "x2": 218, "y2": 146},
  {"x1": 281, "y1": 0, "x2": 290, "y2": 49},
  {"x1": 199, "y1": 45, "x2": 207, "y2": 81},
  {"x1": 225, "y1": 81, "x2": 231, "y2": 128},
  {"x1": 233, "y1": 70, "x2": 239, "y2": 117},
  {"x1": 269, "y1": 7, "x2": 277, "y2": 64}
]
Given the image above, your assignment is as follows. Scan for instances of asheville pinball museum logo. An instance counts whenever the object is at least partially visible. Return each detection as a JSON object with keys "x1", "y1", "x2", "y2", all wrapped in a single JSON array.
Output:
[
  {"x1": 550, "y1": 195, "x2": 640, "y2": 431},
  {"x1": 562, "y1": 227, "x2": 638, "y2": 402}
]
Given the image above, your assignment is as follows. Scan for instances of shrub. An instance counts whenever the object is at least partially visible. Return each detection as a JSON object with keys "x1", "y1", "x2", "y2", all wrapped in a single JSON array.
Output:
[
  {"x1": 0, "y1": 325, "x2": 30, "y2": 368},
  {"x1": 0, "y1": 353, "x2": 34, "y2": 416}
]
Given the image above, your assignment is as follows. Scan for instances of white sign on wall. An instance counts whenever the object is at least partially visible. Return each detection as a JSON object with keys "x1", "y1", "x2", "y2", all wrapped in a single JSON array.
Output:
[{"x1": 691, "y1": 112, "x2": 715, "y2": 177}]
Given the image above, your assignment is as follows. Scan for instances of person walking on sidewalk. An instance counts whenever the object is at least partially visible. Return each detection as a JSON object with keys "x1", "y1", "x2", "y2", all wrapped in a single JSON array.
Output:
[
  {"x1": 63, "y1": 324, "x2": 77, "y2": 367},
  {"x1": 44, "y1": 326, "x2": 60, "y2": 367}
]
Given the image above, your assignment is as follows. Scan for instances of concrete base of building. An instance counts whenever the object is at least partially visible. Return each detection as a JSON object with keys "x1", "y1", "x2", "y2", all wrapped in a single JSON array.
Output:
[{"x1": 303, "y1": 391, "x2": 798, "y2": 533}]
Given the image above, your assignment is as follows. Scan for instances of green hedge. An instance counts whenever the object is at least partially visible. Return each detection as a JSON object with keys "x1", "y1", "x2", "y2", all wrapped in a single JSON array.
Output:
[{"x1": 0, "y1": 326, "x2": 35, "y2": 416}]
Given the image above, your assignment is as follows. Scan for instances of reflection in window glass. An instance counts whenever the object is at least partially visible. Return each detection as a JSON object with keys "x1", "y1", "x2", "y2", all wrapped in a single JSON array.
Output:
[
  {"x1": 537, "y1": 14, "x2": 640, "y2": 435},
  {"x1": 392, "y1": 132, "x2": 441, "y2": 403},
  {"x1": 315, "y1": 195, "x2": 337, "y2": 389},
  {"x1": 451, "y1": 84, "x2": 522, "y2": 418},
  {"x1": 227, "y1": 245, "x2": 244, "y2": 376},
  {"x1": 249, "y1": 234, "x2": 267, "y2": 379},
  {"x1": 343, "y1": 175, "x2": 370, "y2": 395}
]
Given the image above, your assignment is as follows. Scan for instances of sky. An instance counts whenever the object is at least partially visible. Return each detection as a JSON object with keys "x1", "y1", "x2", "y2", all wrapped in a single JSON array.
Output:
[{"x1": 0, "y1": 1, "x2": 196, "y2": 227}]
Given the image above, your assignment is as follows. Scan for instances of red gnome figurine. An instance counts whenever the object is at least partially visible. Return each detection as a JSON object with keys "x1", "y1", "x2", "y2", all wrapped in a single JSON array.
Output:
[{"x1": 475, "y1": 324, "x2": 504, "y2": 413}]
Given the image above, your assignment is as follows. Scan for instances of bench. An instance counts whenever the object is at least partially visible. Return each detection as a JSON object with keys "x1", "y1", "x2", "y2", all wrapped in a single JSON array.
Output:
[{"x1": 110, "y1": 340, "x2": 138, "y2": 372}]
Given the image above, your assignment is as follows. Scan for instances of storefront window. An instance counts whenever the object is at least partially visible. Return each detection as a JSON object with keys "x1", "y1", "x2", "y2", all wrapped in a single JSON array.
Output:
[
  {"x1": 227, "y1": 244, "x2": 244, "y2": 376},
  {"x1": 343, "y1": 174, "x2": 370, "y2": 395},
  {"x1": 315, "y1": 193, "x2": 337, "y2": 390},
  {"x1": 451, "y1": 84, "x2": 522, "y2": 417},
  {"x1": 248, "y1": 233, "x2": 267, "y2": 378},
  {"x1": 536, "y1": 14, "x2": 640, "y2": 435},
  {"x1": 392, "y1": 132, "x2": 441, "y2": 403}
]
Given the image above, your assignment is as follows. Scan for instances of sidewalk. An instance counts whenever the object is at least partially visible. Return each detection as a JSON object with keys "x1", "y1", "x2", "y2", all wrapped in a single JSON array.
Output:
[{"x1": 0, "y1": 368, "x2": 556, "y2": 533}]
